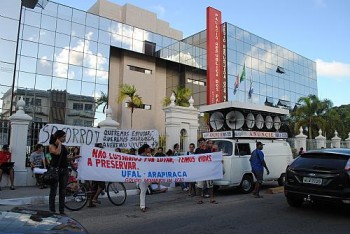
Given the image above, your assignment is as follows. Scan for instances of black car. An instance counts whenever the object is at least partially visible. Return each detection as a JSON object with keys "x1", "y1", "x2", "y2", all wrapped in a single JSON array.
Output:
[
  {"x1": 284, "y1": 148, "x2": 350, "y2": 208},
  {"x1": 0, "y1": 207, "x2": 88, "y2": 233}
]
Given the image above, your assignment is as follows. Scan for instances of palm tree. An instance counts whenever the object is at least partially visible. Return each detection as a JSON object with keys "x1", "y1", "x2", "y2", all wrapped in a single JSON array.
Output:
[
  {"x1": 162, "y1": 86, "x2": 192, "y2": 107},
  {"x1": 95, "y1": 91, "x2": 108, "y2": 113},
  {"x1": 292, "y1": 94, "x2": 332, "y2": 139},
  {"x1": 118, "y1": 84, "x2": 143, "y2": 128}
]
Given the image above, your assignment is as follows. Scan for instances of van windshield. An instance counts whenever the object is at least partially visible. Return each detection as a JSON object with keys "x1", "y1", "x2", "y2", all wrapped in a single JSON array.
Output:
[{"x1": 213, "y1": 140, "x2": 233, "y2": 156}]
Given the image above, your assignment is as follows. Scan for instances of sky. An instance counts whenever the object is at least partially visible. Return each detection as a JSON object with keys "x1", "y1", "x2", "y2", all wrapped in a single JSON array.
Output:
[{"x1": 54, "y1": 0, "x2": 350, "y2": 107}]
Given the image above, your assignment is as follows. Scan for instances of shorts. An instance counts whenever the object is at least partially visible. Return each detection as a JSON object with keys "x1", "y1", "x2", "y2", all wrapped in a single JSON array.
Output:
[
  {"x1": 0, "y1": 166, "x2": 13, "y2": 175},
  {"x1": 92, "y1": 181, "x2": 105, "y2": 190},
  {"x1": 196, "y1": 180, "x2": 213, "y2": 189},
  {"x1": 252, "y1": 170, "x2": 264, "y2": 184}
]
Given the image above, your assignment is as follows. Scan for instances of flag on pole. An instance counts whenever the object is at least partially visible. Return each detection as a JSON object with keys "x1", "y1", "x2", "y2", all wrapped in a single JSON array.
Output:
[
  {"x1": 233, "y1": 73, "x2": 239, "y2": 95},
  {"x1": 248, "y1": 79, "x2": 253, "y2": 99},
  {"x1": 240, "y1": 63, "x2": 246, "y2": 83}
]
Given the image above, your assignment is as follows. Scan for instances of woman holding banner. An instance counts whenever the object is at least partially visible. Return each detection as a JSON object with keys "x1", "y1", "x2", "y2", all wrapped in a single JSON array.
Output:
[
  {"x1": 48, "y1": 130, "x2": 69, "y2": 215},
  {"x1": 138, "y1": 144, "x2": 151, "y2": 212}
]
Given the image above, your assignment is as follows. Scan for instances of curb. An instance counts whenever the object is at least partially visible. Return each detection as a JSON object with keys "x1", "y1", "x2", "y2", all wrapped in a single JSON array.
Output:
[{"x1": 0, "y1": 187, "x2": 177, "y2": 206}]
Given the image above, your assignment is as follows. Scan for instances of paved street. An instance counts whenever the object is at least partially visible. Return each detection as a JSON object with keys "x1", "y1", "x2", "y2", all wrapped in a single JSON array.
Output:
[{"x1": 1, "y1": 184, "x2": 349, "y2": 234}]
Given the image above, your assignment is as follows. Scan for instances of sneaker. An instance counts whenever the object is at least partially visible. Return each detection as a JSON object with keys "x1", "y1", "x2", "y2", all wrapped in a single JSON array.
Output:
[
  {"x1": 10, "y1": 186, "x2": 15, "y2": 190},
  {"x1": 183, "y1": 187, "x2": 189, "y2": 191},
  {"x1": 204, "y1": 194, "x2": 210, "y2": 198}
]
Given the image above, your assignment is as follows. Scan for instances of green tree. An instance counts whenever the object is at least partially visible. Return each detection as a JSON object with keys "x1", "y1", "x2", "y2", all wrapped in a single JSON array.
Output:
[
  {"x1": 162, "y1": 86, "x2": 192, "y2": 107},
  {"x1": 95, "y1": 91, "x2": 108, "y2": 113},
  {"x1": 117, "y1": 84, "x2": 143, "y2": 129},
  {"x1": 292, "y1": 94, "x2": 332, "y2": 139}
]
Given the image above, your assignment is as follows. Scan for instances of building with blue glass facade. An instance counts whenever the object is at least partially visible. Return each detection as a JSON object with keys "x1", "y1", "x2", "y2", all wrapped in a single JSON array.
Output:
[{"x1": 0, "y1": 0, "x2": 317, "y2": 140}]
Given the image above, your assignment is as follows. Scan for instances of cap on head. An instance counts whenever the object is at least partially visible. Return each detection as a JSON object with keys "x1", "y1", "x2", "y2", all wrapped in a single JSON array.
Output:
[{"x1": 256, "y1": 142, "x2": 264, "y2": 147}]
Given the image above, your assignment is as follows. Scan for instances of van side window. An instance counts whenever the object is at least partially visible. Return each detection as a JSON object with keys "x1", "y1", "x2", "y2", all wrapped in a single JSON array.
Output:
[
  {"x1": 214, "y1": 141, "x2": 233, "y2": 156},
  {"x1": 235, "y1": 143, "x2": 251, "y2": 156}
]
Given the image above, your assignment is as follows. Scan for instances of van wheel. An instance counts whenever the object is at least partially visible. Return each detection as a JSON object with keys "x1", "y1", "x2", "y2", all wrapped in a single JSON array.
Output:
[
  {"x1": 278, "y1": 173, "x2": 286, "y2": 186},
  {"x1": 240, "y1": 175, "x2": 254, "y2": 194}
]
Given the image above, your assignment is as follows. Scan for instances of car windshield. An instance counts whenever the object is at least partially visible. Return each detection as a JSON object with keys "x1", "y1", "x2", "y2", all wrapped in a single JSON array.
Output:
[
  {"x1": 291, "y1": 153, "x2": 349, "y2": 171},
  {"x1": 213, "y1": 140, "x2": 232, "y2": 156}
]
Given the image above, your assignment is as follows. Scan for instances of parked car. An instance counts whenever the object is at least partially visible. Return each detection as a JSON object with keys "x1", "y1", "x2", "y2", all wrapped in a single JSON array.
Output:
[
  {"x1": 284, "y1": 148, "x2": 350, "y2": 208},
  {"x1": 0, "y1": 207, "x2": 88, "y2": 233}
]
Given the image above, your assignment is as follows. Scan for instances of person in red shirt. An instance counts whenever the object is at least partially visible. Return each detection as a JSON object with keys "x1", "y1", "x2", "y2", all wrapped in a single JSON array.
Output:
[{"x1": 0, "y1": 144, "x2": 15, "y2": 190}]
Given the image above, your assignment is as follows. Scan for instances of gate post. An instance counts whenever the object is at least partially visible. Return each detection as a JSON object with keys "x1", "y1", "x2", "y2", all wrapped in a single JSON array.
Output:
[
  {"x1": 8, "y1": 97, "x2": 33, "y2": 186},
  {"x1": 315, "y1": 129, "x2": 326, "y2": 149},
  {"x1": 331, "y1": 131, "x2": 341, "y2": 148}
]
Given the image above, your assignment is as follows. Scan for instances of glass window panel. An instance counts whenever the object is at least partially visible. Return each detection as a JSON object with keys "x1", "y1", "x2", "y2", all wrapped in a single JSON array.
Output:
[
  {"x1": 67, "y1": 79, "x2": 81, "y2": 95},
  {"x1": 42, "y1": 2, "x2": 58, "y2": 17},
  {"x1": 23, "y1": 10, "x2": 41, "y2": 28},
  {"x1": 37, "y1": 58, "x2": 53, "y2": 76},
  {"x1": 0, "y1": 1, "x2": 21, "y2": 20},
  {"x1": 99, "y1": 17, "x2": 111, "y2": 32},
  {"x1": 53, "y1": 62, "x2": 68, "y2": 77},
  {"x1": 35, "y1": 74, "x2": 52, "y2": 91},
  {"x1": 97, "y1": 43, "x2": 110, "y2": 58},
  {"x1": 19, "y1": 56, "x2": 36, "y2": 73},
  {"x1": 39, "y1": 29, "x2": 55, "y2": 46},
  {"x1": 68, "y1": 65, "x2": 83, "y2": 80},
  {"x1": 0, "y1": 39, "x2": 16, "y2": 63},
  {"x1": 133, "y1": 28, "x2": 144, "y2": 41},
  {"x1": 122, "y1": 36, "x2": 132, "y2": 50},
  {"x1": 0, "y1": 62, "x2": 14, "y2": 86},
  {"x1": 0, "y1": 17, "x2": 18, "y2": 41},
  {"x1": 51, "y1": 77, "x2": 67, "y2": 90},
  {"x1": 18, "y1": 71, "x2": 35, "y2": 89},
  {"x1": 70, "y1": 37, "x2": 84, "y2": 52},
  {"x1": 85, "y1": 27, "x2": 98, "y2": 41},
  {"x1": 83, "y1": 68, "x2": 96, "y2": 82},
  {"x1": 98, "y1": 30, "x2": 110, "y2": 44},
  {"x1": 72, "y1": 9, "x2": 86, "y2": 23},
  {"x1": 41, "y1": 14, "x2": 57, "y2": 31},
  {"x1": 58, "y1": 4, "x2": 72, "y2": 20},
  {"x1": 69, "y1": 50, "x2": 84, "y2": 66},
  {"x1": 20, "y1": 40, "x2": 38, "y2": 58},
  {"x1": 132, "y1": 39, "x2": 143, "y2": 53},
  {"x1": 96, "y1": 70, "x2": 108, "y2": 84},
  {"x1": 85, "y1": 40, "x2": 97, "y2": 54},
  {"x1": 22, "y1": 25, "x2": 40, "y2": 42},
  {"x1": 111, "y1": 34, "x2": 122, "y2": 47},
  {"x1": 86, "y1": 13, "x2": 99, "y2": 28},
  {"x1": 81, "y1": 82, "x2": 95, "y2": 97},
  {"x1": 95, "y1": 84, "x2": 108, "y2": 97},
  {"x1": 56, "y1": 19, "x2": 71, "y2": 35},
  {"x1": 71, "y1": 23, "x2": 85, "y2": 38},
  {"x1": 122, "y1": 24, "x2": 133, "y2": 37},
  {"x1": 83, "y1": 54, "x2": 97, "y2": 69},
  {"x1": 38, "y1": 44, "x2": 54, "y2": 61},
  {"x1": 110, "y1": 21, "x2": 122, "y2": 35},
  {"x1": 54, "y1": 47, "x2": 69, "y2": 63},
  {"x1": 96, "y1": 56, "x2": 108, "y2": 71}
]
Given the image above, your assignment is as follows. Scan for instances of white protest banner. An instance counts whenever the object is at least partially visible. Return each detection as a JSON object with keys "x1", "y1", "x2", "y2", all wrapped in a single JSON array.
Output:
[
  {"x1": 38, "y1": 124, "x2": 159, "y2": 149},
  {"x1": 77, "y1": 145, "x2": 223, "y2": 183}
]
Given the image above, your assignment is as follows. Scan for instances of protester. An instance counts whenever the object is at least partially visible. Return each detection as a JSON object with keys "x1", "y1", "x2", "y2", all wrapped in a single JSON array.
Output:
[
  {"x1": 250, "y1": 142, "x2": 270, "y2": 198},
  {"x1": 138, "y1": 144, "x2": 151, "y2": 212},
  {"x1": 48, "y1": 130, "x2": 69, "y2": 215},
  {"x1": 30, "y1": 144, "x2": 47, "y2": 189},
  {"x1": 173, "y1": 143, "x2": 181, "y2": 156},
  {"x1": 88, "y1": 143, "x2": 105, "y2": 208},
  {"x1": 154, "y1": 147, "x2": 166, "y2": 157},
  {"x1": 165, "y1": 149, "x2": 173, "y2": 156},
  {"x1": 195, "y1": 138, "x2": 217, "y2": 204},
  {"x1": 129, "y1": 148, "x2": 136, "y2": 155},
  {"x1": 187, "y1": 143, "x2": 196, "y2": 196},
  {"x1": 0, "y1": 144, "x2": 15, "y2": 190}
]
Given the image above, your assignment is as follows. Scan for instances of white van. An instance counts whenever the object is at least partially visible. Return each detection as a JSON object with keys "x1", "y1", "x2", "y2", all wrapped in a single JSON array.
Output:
[{"x1": 212, "y1": 138, "x2": 293, "y2": 193}]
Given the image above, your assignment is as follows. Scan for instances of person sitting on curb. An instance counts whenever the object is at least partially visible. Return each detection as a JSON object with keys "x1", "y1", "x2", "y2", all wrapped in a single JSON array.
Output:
[
  {"x1": 0, "y1": 144, "x2": 15, "y2": 190},
  {"x1": 30, "y1": 144, "x2": 47, "y2": 189}
]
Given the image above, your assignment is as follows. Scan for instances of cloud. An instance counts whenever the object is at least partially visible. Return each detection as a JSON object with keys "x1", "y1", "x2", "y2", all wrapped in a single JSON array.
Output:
[
  {"x1": 151, "y1": 5, "x2": 166, "y2": 18},
  {"x1": 316, "y1": 59, "x2": 350, "y2": 79}
]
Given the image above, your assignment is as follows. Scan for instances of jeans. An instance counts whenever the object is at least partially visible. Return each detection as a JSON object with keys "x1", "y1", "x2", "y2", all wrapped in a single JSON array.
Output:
[{"x1": 49, "y1": 168, "x2": 68, "y2": 213}]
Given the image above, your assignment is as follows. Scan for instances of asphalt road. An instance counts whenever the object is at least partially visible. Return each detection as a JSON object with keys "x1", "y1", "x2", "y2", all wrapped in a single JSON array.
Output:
[{"x1": 2, "y1": 185, "x2": 350, "y2": 234}]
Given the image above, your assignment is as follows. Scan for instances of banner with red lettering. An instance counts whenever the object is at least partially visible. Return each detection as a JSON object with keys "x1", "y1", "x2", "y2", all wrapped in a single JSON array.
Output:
[{"x1": 77, "y1": 145, "x2": 223, "y2": 183}]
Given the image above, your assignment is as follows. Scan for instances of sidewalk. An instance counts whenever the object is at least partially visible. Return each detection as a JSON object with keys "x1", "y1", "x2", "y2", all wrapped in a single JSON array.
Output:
[{"x1": 0, "y1": 183, "x2": 175, "y2": 206}]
